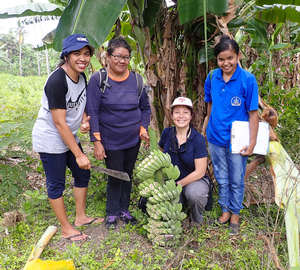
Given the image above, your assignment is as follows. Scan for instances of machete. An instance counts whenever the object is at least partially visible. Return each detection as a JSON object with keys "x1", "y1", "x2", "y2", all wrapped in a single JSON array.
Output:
[{"x1": 91, "y1": 164, "x2": 130, "y2": 181}]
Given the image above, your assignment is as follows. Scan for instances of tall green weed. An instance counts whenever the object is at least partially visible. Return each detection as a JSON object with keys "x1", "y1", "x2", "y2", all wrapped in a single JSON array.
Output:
[
  {"x1": 0, "y1": 74, "x2": 46, "y2": 210},
  {"x1": 0, "y1": 74, "x2": 45, "y2": 148}
]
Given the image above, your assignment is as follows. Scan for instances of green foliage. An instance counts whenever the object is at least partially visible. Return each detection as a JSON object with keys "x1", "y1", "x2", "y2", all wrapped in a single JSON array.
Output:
[
  {"x1": 177, "y1": 0, "x2": 228, "y2": 25},
  {"x1": 0, "y1": 73, "x2": 45, "y2": 146},
  {"x1": 0, "y1": 2, "x2": 63, "y2": 19},
  {"x1": 22, "y1": 189, "x2": 49, "y2": 223},
  {"x1": 53, "y1": 0, "x2": 127, "y2": 51},
  {"x1": 247, "y1": 54, "x2": 300, "y2": 157},
  {"x1": 0, "y1": 162, "x2": 29, "y2": 207},
  {"x1": 273, "y1": 91, "x2": 300, "y2": 158},
  {"x1": 0, "y1": 74, "x2": 45, "y2": 212}
]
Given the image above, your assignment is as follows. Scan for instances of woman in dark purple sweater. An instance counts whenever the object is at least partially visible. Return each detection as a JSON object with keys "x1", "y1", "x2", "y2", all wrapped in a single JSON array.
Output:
[{"x1": 86, "y1": 37, "x2": 151, "y2": 229}]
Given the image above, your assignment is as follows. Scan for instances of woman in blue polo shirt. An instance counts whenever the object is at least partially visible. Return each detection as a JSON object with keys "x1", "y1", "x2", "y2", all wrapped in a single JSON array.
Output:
[
  {"x1": 159, "y1": 97, "x2": 209, "y2": 226},
  {"x1": 204, "y1": 35, "x2": 259, "y2": 234}
]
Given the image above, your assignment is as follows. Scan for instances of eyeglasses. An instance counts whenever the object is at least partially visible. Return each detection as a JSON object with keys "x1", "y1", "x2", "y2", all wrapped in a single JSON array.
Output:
[
  {"x1": 169, "y1": 138, "x2": 188, "y2": 154},
  {"x1": 169, "y1": 127, "x2": 190, "y2": 154},
  {"x1": 110, "y1": 53, "x2": 131, "y2": 62}
]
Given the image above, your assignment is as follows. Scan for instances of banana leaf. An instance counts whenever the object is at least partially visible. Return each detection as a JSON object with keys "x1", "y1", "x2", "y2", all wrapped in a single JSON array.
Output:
[
  {"x1": 266, "y1": 141, "x2": 300, "y2": 268},
  {"x1": 258, "y1": 4, "x2": 300, "y2": 24},
  {"x1": 90, "y1": 55, "x2": 102, "y2": 70},
  {"x1": 282, "y1": 47, "x2": 300, "y2": 57},
  {"x1": 246, "y1": 18, "x2": 268, "y2": 45},
  {"x1": 269, "y1": 43, "x2": 291, "y2": 51},
  {"x1": 48, "y1": 0, "x2": 69, "y2": 6},
  {"x1": 256, "y1": 0, "x2": 300, "y2": 5},
  {"x1": 198, "y1": 46, "x2": 215, "y2": 64},
  {"x1": 227, "y1": 18, "x2": 246, "y2": 28},
  {"x1": 143, "y1": 0, "x2": 164, "y2": 28},
  {"x1": 0, "y1": 3, "x2": 63, "y2": 19},
  {"x1": 177, "y1": 0, "x2": 228, "y2": 25},
  {"x1": 53, "y1": 0, "x2": 127, "y2": 51}
]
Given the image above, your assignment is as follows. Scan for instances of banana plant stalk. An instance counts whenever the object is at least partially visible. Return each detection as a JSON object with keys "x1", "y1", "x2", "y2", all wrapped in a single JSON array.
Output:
[
  {"x1": 148, "y1": 126, "x2": 159, "y2": 151},
  {"x1": 266, "y1": 141, "x2": 300, "y2": 269},
  {"x1": 23, "y1": 226, "x2": 75, "y2": 270},
  {"x1": 149, "y1": 126, "x2": 164, "y2": 186}
]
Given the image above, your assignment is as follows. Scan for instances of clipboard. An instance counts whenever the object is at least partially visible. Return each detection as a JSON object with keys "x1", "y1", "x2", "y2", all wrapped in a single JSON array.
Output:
[{"x1": 230, "y1": 121, "x2": 270, "y2": 155}]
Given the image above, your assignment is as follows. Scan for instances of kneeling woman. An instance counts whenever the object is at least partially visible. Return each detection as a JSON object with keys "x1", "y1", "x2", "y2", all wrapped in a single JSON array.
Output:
[{"x1": 159, "y1": 97, "x2": 209, "y2": 226}]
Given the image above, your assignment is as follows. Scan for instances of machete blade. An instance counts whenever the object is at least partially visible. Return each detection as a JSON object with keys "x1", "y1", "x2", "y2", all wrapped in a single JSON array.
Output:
[{"x1": 91, "y1": 164, "x2": 130, "y2": 181}]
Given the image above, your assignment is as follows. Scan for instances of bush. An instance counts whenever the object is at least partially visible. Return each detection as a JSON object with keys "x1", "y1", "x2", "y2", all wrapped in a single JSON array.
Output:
[
  {"x1": 0, "y1": 74, "x2": 45, "y2": 210},
  {"x1": 249, "y1": 54, "x2": 300, "y2": 161}
]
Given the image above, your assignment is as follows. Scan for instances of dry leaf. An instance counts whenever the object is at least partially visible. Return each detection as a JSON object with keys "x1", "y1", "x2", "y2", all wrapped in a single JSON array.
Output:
[{"x1": 146, "y1": 69, "x2": 158, "y2": 87}]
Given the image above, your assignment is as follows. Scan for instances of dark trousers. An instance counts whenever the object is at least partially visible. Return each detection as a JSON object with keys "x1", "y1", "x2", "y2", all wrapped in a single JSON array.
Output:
[
  {"x1": 104, "y1": 141, "x2": 140, "y2": 216},
  {"x1": 179, "y1": 179, "x2": 209, "y2": 224},
  {"x1": 39, "y1": 143, "x2": 90, "y2": 199}
]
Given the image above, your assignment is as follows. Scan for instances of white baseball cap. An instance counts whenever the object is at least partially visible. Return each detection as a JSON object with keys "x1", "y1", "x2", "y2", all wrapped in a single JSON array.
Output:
[{"x1": 171, "y1": 97, "x2": 193, "y2": 108}]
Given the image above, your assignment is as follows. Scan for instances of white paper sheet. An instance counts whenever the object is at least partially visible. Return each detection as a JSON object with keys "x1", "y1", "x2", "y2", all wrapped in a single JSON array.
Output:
[{"x1": 230, "y1": 121, "x2": 270, "y2": 155}]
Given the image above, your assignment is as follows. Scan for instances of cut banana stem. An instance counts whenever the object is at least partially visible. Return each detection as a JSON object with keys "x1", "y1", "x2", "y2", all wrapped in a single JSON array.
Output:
[{"x1": 155, "y1": 168, "x2": 165, "y2": 186}]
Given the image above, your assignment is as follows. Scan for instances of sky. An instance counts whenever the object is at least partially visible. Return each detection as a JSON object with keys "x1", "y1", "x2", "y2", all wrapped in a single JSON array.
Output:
[
  {"x1": 0, "y1": 0, "x2": 58, "y2": 46},
  {"x1": 0, "y1": 0, "x2": 175, "y2": 46}
]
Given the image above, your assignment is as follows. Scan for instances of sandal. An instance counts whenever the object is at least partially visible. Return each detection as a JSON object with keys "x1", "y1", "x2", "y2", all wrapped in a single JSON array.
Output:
[
  {"x1": 74, "y1": 217, "x2": 104, "y2": 227},
  {"x1": 228, "y1": 223, "x2": 239, "y2": 235},
  {"x1": 208, "y1": 217, "x2": 230, "y2": 228},
  {"x1": 63, "y1": 232, "x2": 88, "y2": 242}
]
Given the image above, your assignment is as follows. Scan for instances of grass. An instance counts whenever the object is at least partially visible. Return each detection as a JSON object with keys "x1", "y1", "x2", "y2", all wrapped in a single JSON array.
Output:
[
  {"x1": 0, "y1": 73, "x2": 296, "y2": 269},
  {"x1": 0, "y1": 139, "x2": 292, "y2": 269}
]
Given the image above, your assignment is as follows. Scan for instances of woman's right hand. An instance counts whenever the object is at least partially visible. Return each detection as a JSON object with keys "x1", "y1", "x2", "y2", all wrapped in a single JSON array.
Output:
[
  {"x1": 76, "y1": 153, "x2": 91, "y2": 170},
  {"x1": 93, "y1": 141, "x2": 106, "y2": 160}
]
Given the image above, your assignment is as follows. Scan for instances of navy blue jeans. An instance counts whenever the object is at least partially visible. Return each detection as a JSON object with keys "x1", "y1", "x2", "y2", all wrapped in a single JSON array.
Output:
[
  {"x1": 39, "y1": 143, "x2": 90, "y2": 199},
  {"x1": 104, "y1": 141, "x2": 140, "y2": 216},
  {"x1": 208, "y1": 142, "x2": 248, "y2": 215}
]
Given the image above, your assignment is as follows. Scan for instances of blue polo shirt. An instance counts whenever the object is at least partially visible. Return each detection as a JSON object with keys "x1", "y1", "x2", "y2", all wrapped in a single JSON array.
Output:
[
  {"x1": 204, "y1": 65, "x2": 259, "y2": 147},
  {"x1": 159, "y1": 127, "x2": 207, "y2": 181}
]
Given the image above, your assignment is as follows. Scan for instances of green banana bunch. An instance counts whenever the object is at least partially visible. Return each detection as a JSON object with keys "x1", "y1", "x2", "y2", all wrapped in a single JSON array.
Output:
[
  {"x1": 162, "y1": 164, "x2": 181, "y2": 181},
  {"x1": 145, "y1": 180, "x2": 182, "y2": 203},
  {"x1": 136, "y1": 150, "x2": 172, "y2": 180},
  {"x1": 139, "y1": 180, "x2": 162, "y2": 198},
  {"x1": 147, "y1": 218, "x2": 183, "y2": 233},
  {"x1": 161, "y1": 179, "x2": 182, "y2": 201},
  {"x1": 136, "y1": 148, "x2": 187, "y2": 247}
]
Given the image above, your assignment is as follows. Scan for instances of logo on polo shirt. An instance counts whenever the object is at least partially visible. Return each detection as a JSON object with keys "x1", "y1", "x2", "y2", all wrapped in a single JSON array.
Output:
[{"x1": 231, "y1": 97, "x2": 241, "y2": 106}]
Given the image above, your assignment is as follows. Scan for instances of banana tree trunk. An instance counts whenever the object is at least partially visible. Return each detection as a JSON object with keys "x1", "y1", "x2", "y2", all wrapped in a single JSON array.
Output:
[
  {"x1": 19, "y1": 43, "x2": 22, "y2": 76},
  {"x1": 268, "y1": 50, "x2": 273, "y2": 99},
  {"x1": 45, "y1": 46, "x2": 50, "y2": 76}
]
